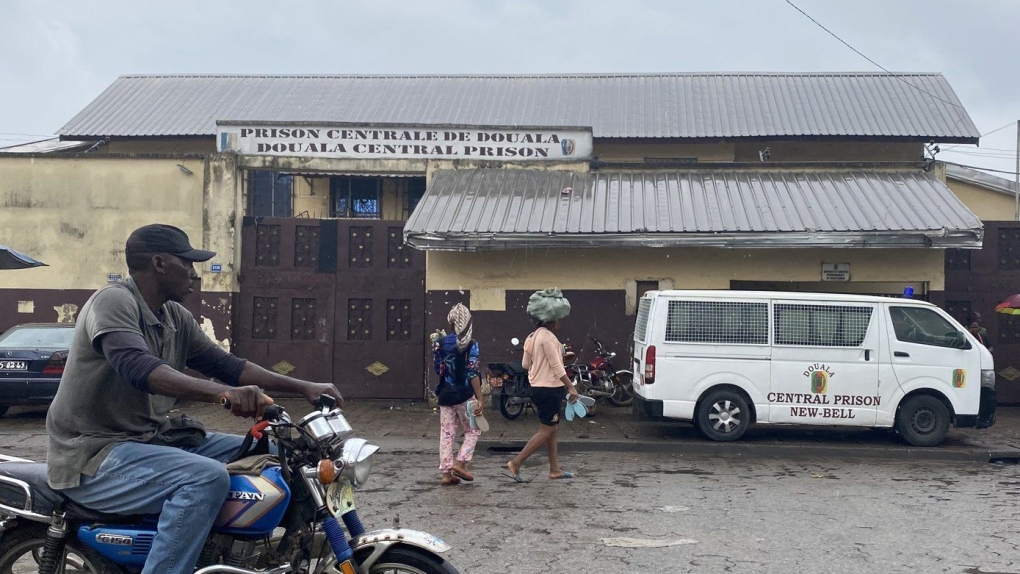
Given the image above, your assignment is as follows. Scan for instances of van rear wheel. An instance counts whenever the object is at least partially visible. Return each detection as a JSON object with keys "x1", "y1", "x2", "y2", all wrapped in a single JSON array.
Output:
[
  {"x1": 896, "y1": 395, "x2": 950, "y2": 447},
  {"x1": 696, "y1": 390, "x2": 749, "y2": 442}
]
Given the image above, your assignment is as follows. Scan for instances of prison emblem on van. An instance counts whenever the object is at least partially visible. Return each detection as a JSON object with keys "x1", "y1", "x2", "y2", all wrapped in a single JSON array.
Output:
[
  {"x1": 953, "y1": 369, "x2": 966, "y2": 388},
  {"x1": 804, "y1": 363, "x2": 834, "y2": 394}
]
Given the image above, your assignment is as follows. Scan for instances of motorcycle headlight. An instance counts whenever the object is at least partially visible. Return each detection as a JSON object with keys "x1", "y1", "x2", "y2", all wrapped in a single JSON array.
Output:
[{"x1": 339, "y1": 438, "x2": 379, "y2": 488}]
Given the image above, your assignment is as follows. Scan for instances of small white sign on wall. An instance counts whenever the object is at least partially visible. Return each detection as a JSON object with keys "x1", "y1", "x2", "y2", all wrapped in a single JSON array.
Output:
[{"x1": 821, "y1": 263, "x2": 850, "y2": 282}]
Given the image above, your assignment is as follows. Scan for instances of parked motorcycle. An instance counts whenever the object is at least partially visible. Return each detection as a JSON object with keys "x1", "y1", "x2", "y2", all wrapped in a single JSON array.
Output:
[
  {"x1": 488, "y1": 337, "x2": 531, "y2": 420},
  {"x1": 0, "y1": 396, "x2": 459, "y2": 574},
  {"x1": 488, "y1": 336, "x2": 634, "y2": 420},
  {"x1": 564, "y1": 337, "x2": 634, "y2": 407}
]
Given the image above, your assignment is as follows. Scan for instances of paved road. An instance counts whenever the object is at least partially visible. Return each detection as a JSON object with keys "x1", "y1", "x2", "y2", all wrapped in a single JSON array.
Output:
[
  {"x1": 2, "y1": 405, "x2": 1019, "y2": 573},
  {"x1": 359, "y1": 449, "x2": 1020, "y2": 574}
]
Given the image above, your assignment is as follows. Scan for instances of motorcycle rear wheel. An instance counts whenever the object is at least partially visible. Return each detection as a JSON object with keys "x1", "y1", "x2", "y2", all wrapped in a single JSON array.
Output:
[
  {"x1": 607, "y1": 373, "x2": 634, "y2": 407},
  {"x1": 498, "y1": 393, "x2": 526, "y2": 420},
  {"x1": 360, "y1": 546, "x2": 460, "y2": 574},
  {"x1": 0, "y1": 524, "x2": 125, "y2": 573}
]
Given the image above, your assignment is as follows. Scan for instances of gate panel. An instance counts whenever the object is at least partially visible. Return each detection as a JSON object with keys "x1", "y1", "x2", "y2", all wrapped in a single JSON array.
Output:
[
  {"x1": 237, "y1": 218, "x2": 336, "y2": 386},
  {"x1": 333, "y1": 222, "x2": 425, "y2": 399},
  {"x1": 944, "y1": 221, "x2": 1020, "y2": 403}
]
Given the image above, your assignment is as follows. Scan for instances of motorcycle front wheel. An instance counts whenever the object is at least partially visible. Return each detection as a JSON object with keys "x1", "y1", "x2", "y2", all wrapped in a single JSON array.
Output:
[
  {"x1": 359, "y1": 546, "x2": 460, "y2": 574},
  {"x1": 0, "y1": 524, "x2": 124, "y2": 574},
  {"x1": 607, "y1": 372, "x2": 634, "y2": 407},
  {"x1": 498, "y1": 393, "x2": 526, "y2": 420}
]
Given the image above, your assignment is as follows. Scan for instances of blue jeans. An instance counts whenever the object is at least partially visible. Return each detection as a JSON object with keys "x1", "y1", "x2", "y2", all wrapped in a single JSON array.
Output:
[{"x1": 61, "y1": 433, "x2": 246, "y2": 574}]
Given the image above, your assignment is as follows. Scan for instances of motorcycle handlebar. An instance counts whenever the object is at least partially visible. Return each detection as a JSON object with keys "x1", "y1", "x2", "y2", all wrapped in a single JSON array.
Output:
[{"x1": 219, "y1": 399, "x2": 284, "y2": 422}]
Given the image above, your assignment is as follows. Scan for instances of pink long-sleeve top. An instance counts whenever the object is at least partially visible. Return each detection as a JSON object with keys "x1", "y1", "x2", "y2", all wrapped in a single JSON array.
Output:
[{"x1": 522, "y1": 327, "x2": 566, "y2": 388}]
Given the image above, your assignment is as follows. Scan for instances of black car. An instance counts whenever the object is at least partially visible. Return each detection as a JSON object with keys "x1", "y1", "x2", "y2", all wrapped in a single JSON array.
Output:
[{"x1": 0, "y1": 323, "x2": 74, "y2": 416}]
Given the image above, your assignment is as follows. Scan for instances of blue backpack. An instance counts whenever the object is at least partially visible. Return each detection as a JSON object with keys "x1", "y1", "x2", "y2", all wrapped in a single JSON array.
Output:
[{"x1": 435, "y1": 336, "x2": 476, "y2": 406}]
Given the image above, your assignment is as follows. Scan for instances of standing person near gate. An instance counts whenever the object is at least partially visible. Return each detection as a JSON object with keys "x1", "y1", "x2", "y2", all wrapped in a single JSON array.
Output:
[
  {"x1": 45, "y1": 223, "x2": 343, "y2": 574},
  {"x1": 432, "y1": 303, "x2": 485, "y2": 486},
  {"x1": 504, "y1": 288, "x2": 580, "y2": 482}
]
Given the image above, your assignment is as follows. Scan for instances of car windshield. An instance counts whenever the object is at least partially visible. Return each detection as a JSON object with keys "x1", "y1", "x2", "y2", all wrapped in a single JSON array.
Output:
[{"x1": 0, "y1": 326, "x2": 74, "y2": 348}]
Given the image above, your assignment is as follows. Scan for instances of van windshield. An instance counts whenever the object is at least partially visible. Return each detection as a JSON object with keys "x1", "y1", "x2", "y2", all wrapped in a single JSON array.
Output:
[{"x1": 889, "y1": 306, "x2": 966, "y2": 349}]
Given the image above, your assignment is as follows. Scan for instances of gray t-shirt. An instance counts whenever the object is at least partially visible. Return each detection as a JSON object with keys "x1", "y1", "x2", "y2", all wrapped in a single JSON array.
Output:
[{"x1": 46, "y1": 278, "x2": 219, "y2": 489}]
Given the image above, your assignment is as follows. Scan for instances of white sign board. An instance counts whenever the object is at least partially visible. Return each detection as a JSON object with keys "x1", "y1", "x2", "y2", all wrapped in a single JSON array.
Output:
[
  {"x1": 821, "y1": 263, "x2": 850, "y2": 282},
  {"x1": 217, "y1": 124, "x2": 593, "y2": 161}
]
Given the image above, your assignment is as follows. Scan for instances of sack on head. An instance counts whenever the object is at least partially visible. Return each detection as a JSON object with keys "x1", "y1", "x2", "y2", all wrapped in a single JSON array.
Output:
[{"x1": 527, "y1": 288, "x2": 571, "y2": 323}]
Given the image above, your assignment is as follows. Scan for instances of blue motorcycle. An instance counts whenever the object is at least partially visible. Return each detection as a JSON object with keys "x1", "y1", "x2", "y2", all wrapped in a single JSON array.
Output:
[{"x1": 0, "y1": 396, "x2": 458, "y2": 573}]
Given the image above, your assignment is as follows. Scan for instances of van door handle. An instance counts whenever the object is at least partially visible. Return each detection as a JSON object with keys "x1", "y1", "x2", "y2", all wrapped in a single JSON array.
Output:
[
  {"x1": 894, "y1": 351, "x2": 909, "y2": 357},
  {"x1": 864, "y1": 349, "x2": 871, "y2": 361}
]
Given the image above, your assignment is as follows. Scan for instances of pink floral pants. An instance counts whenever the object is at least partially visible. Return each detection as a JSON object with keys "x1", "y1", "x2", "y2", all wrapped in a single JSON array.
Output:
[{"x1": 439, "y1": 402, "x2": 481, "y2": 472}]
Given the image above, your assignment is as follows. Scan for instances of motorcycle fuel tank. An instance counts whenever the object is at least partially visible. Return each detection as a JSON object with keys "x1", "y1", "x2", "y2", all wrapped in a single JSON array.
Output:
[{"x1": 214, "y1": 465, "x2": 291, "y2": 536}]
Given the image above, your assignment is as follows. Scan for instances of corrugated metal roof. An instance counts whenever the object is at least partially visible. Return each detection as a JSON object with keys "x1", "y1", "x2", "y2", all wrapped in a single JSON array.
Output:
[
  {"x1": 58, "y1": 73, "x2": 979, "y2": 141},
  {"x1": 404, "y1": 168, "x2": 983, "y2": 250},
  {"x1": 946, "y1": 163, "x2": 1018, "y2": 197}
]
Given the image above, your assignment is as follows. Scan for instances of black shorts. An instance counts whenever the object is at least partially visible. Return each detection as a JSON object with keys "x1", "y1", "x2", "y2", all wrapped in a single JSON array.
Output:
[{"x1": 531, "y1": 386, "x2": 564, "y2": 426}]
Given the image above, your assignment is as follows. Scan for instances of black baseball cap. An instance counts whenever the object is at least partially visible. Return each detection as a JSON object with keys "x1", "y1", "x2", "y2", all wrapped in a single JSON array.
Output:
[{"x1": 125, "y1": 224, "x2": 216, "y2": 262}]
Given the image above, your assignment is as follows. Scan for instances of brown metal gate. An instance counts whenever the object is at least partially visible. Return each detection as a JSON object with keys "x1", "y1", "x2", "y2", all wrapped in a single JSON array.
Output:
[
  {"x1": 237, "y1": 217, "x2": 426, "y2": 399},
  {"x1": 944, "y1": 221, "x2": 1020, "y2": 403}
]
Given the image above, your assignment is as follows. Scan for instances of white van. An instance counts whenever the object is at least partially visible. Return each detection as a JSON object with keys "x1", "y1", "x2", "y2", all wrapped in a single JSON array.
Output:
[{"x1": 632, "y1": 290, "x2": 996, "y2": 446}]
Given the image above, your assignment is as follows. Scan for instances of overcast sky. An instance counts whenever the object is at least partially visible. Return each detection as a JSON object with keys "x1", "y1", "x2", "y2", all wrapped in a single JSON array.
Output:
[{"x1": 2, "y1": 0, "x2": 1018, "y2": 178}]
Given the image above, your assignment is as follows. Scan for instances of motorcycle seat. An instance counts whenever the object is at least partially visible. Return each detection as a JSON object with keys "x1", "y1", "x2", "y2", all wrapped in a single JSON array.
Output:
[
  {"x1": 488, "y1": 361, "x2": 528, "y2": 376},
  {"x1": 0, "y1": 462, "x2": 144, "y2": 523}
]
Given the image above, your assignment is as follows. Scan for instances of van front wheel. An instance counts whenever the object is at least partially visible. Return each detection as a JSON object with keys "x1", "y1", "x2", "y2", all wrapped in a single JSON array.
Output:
[
  {"x1": 896, "y1": 395, "x2": 950, "y2": 447},
  {"x1": 696, "y1": 390, "x2": 749, "y2": 442}
]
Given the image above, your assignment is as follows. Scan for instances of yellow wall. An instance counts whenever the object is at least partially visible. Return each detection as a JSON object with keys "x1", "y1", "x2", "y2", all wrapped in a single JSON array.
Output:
[
  {"x1": 947, "y1": 179, "x2": 1015, "y2": 221},
  {"x1": 0, "y1": 155, "x2": 211, "y2": 290},
  {"x1": 425, "y1": 247, "x2": 945, "y2": 311}
]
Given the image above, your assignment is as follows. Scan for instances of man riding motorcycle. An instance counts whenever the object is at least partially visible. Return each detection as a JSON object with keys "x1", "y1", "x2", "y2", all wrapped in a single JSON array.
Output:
[{"x1": 45, "y1": 223, "x2": 343, "y2": 574}]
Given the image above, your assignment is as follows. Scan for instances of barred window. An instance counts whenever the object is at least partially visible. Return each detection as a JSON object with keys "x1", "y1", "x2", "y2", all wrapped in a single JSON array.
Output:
[
  {"x1": 774, "y1": 304, "x2": 872, "y2": 347},
  {"x1": 666, "y1": 300, "x2": 768, "y2": 344},
  {"x1": 635, "y1": 298, "x2": 652, "y2": 342}
]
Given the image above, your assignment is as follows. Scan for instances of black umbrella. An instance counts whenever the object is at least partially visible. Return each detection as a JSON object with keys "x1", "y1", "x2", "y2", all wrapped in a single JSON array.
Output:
[{"x1": 0, "y1": 244, "x2": 46, "y2": 270}]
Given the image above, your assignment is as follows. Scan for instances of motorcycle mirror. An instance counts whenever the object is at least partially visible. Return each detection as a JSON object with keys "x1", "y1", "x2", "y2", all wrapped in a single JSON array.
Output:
[{"x1": 511, "y1": 337, "x2": 520, "y2": 346}]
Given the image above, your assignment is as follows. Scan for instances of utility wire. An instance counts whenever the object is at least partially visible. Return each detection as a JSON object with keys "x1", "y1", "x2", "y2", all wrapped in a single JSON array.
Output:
[
  {"x1": 785, "y1": 0, "x2": 967, "y2": 110},
  {"x1": 0, "y1": 132, "x2": 54, "y2": 138},
  {"x1": 942, "y1": 121, "x2": 1017, "y2": 151},
  {"x1": 947, "y1": 162, "x2": 1019, "y2": 176}
]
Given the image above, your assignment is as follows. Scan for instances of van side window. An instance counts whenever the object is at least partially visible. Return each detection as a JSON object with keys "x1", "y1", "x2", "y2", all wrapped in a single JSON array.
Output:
[
  {"x1": 635, "y1": 298, "x2": 653, "y2": 343},
  {"x1": 666, "y1": 301, "x2": 767, "y2": 344},
  {"x1": 889, "y1": 306, "x2": 965, "y2": 348},
  {"x1": 774, "y1": 304, "x2": 872, "y2": 347}
]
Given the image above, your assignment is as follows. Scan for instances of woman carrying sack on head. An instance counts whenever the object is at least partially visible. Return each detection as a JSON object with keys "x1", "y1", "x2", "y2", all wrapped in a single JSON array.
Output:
[
  {"x1": 503, "y1": 288, "x2": 580, "y2": 483},
  {"x1": 432, "y1": 303, "x2": 486, "y2": 486}
]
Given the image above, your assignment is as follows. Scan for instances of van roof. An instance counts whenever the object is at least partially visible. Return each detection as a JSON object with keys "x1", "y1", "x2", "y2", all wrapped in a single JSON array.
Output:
[{"x1": 646, "y1": 290, "x2": 934, "y2": 306}]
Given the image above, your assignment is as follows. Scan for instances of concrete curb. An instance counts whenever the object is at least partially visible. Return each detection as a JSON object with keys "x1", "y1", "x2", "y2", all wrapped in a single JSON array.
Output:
[{"x1": 475, "y1": 439, "x2": 1020, "y2": 464}]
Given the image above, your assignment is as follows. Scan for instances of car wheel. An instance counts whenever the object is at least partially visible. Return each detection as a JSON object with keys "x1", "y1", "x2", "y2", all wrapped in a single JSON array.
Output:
[
  {"x1": 896, "y1": 395, "x2": 950, "y2": 447},
  {"x1": 696, "y1": 389, "x2": 750, "y2": 442}
]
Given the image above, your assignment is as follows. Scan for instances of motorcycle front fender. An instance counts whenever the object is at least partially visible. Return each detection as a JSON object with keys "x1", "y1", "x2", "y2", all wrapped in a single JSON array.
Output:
[{"x1": 350, "y1": 528, "x2": 452, "y2": 569}]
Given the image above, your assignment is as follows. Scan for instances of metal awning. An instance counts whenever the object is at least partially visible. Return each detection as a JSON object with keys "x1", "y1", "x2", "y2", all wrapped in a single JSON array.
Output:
[{"x1": 404, "y1": 168, "x2": 983, "y2": 251}]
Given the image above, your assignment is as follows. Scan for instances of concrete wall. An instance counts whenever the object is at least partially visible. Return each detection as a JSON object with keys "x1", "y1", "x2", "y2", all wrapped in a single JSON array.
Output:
[
  {"x1": 0, "y1": 154, "x2": 238, "y2": 346},
  {"x1": 947, "y1": 178, "x2": 1015, "y2": 221},
  {"x1": 425, "y1": 246, "x2": 946, "y2": 310}
]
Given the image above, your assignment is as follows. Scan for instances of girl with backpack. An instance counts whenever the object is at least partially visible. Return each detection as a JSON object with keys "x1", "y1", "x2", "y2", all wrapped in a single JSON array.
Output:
[{"x1": 432, "y1": 303, "x2": 485, "y2": 486}]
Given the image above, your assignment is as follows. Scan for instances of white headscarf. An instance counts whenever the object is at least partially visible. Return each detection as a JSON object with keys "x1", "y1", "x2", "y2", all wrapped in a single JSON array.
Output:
[{"x1": 447, "y1": 303, "x2": 473, "y2": 353}]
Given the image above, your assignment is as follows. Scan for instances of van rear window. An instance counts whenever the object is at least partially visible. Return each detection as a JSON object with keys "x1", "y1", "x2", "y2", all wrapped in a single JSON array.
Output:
[
  {"x1": 666, "y1": 300, "x2": 768, "y2": 344},
  {"x1": 774, "y1": 304, "x2": 872, "y2": 347},
  {"x1": 635, "y1": 298, "x2": 652, "y2": 342}
]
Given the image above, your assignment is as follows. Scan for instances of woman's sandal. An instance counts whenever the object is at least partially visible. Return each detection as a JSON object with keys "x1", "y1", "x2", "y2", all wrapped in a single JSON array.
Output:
[
  {"x1": 451, "y1": 467, "x2": 474, "y2": 482},
  {"x1": 550, "y1": 470, "x2": 575, "y2": 480},
  {"x1": 500, "y1": 461, "x2": 527, "y2": 483},
  {"x1": 440, "y1": 474, "x2": 461, "y2": 486}
]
